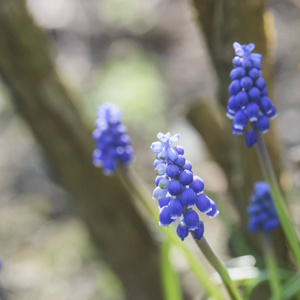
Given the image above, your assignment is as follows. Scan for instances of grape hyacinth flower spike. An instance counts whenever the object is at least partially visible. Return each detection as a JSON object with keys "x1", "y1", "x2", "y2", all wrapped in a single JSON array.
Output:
[
  {"x1": 151, "y1": 132, "x2": 218, "y2": 241},
  {"x1": 227, "y1": 42, "x2": 277, "y2": 147},
  {"x1": 247, "y1": 182, "x2": 280, "y2": 232},
  {"x1": 228, "y1": 44, "x2": 300, "y2": 270},
  {"x1": 92, "y1": 103, "x2": 134, "y2": 175},
  {"x1": 248, "y1": 182, "x2": 282, "y2": 299},
  {"x1": 151, "y1": 133, "x2": 243, "y2": 300}
]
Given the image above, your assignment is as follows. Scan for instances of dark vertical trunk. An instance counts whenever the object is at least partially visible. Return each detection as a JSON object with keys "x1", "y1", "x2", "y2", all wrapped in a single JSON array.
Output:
[{"x1": 0, "y1": 1, "x2": 163, "y2": 299}]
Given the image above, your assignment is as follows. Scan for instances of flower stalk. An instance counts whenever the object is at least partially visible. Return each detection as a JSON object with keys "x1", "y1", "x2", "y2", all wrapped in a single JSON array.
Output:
[
  {"x1": 117, "y1": 166, "x2": 223, "y2": 300},
  {"x1": 255, "y1": 130, "x2": 300, "y2": 270},
  {"x1": 262, "y1": 232, "x2": 281, "y2": 300},
  {"x1": 193, "y1": 236, "x2": 243, "y2": 300}
]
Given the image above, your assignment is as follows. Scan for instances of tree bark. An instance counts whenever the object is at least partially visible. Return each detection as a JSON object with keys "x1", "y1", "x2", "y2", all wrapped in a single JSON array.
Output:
[
  {"x1": 0, "y1": 1, "x2": 163, "y2": 299},
  {"x1": 187, "y1": 0, "x2": 288, "y2": 262}
]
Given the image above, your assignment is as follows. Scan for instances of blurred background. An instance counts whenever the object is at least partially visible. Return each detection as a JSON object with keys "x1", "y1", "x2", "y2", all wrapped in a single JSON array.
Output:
[{"x1": 0, "y1": 0, "x2": 300, "y2": 299}]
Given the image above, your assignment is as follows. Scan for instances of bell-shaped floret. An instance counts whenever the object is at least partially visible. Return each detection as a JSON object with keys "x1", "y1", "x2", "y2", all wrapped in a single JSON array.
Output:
[
  {"x1": 243, "y1": 43, "x2": 255, "y2": 55},
  {"x1": 232, "y1": 56, "x2": 242, "y2": 66},
  {"x1": 245, "y1": 129, "x2": 258, "y2": 148},
  {"x1": 233, "y1": 42, "x2": 244, "y2": 56},
  {"x1": 196, "y1": 193, "x2": 211, "y2": 213},
  {"x1": 189, "y1": 176, "x2": 205, "y2": 194},
  {"x1": 179, "y1": 170, "x2": 194, "y2": 186},
  {"x1": 230, "y1": 67, "x2": 246, "y2": 79},
  {"x1": 176, "y1": 146, "x2": 184, "y2": 155},
  {"x1": 242, "y1": 59, "x2": 253, "y2": 69},
  {"x1": 150, "y1": 141, "x2": 164, "y2": 153},
  {"x1": 227, "y1": 96, "x2": 240, "y2": 113},
  {"x1": 183, "y1": 161, "x2": 192, "y2": 171},
  {"x1": 255, "y1": 77, "x2": 266, "y2": 90},
  {"x1": 261, "y1": 88, "x2": 268, "y2": 96},
  {"x1": 158, "y1": 196, "x2": 171, "y2": 208},
  {"x1": 245, "y1": 102, "x2": 259, "y2": 122},
  {"x1": 268, "y1": 105, "x2": 277, "y2": 119},
  {"x1": 248, "y1": 87, "x2": 261, "y2": 102},
  {"x1": 155, "y1": 175, "x2": 164, "y2": 186},
  {"x1": 176, "y1": 220, "x2": 189, "y2": 241},
  {"x1": 154, "y1": 160, "x2": 161, "y2": 167},
  {"x1": 259, "y1": 96, "x2": 272, "y2": 116},
  {"x1": 249, "y1": 53, "x2": 262, "y2": 62},
  {"x1": 181, "y1": 188, "x2": 197, "y2": 208},
  {"x1": 159, "y1": 206, "x2": 173, "y2": 226},
  {"x1": 228, "y1": 80, "x2": 241, "y2": 95},
  {"x1": 158, "y1": 177, "x2": 169, "y2": 189},
  {"x1": 153, "y1": 186, "x2": 168, "y2": 200},
  {"x1": 169, "y1": 134, "x2": 180, "y2": 145},
  {"x1": 155, "y1": 163, "x2": 167, "y2": 176},
  {"x1": 232, "y1": 109, "x2": 248, "y2": 132},
  {"x1": 232, "y1": 122, "x2": 244, "y2": 135},
  {"x1": 252, "y1": 61, "x2": 262, "y2": 70},
  {"x1": 167, "y1": 147, "x2": 178, "y2": 161},
  {"x1": 206, "y1": 199, "x2": 219, "y2": 217},
  {"x1": 184, "y1": 210, "x2": 200, "y2": 230},
  {"x1": 168, "y1": 180, "x2": 182, "y2": 196},
  {"x1": 248, "y1": 68, "x2": 260, "y2": 79},
  {"x1": 235, "y1": 91, "x2": 249, "y2": 107},
  {"x1": 192, "y1": 221, "x2": 204, "y2": 240},
  {"x1": 166, "y1": 164, "x2": 180, "y2": 178},
  {"x1": 168, "y1": 198, "x2": 184, "y2": 219},
  {"x1": 175, "y1": 155, "x2": 186, "y2": 167},
  {"x1": 226, "y1": 108, "x2": 235, "y2": 120},
  {"x1": 157, "y1": 151, "x2": 168, "y2": 160},
  {"x1": 240, "y1": 76, "x2": 253, "y2": 90},
  {"x1": 256, "y1": 114, "x2": 270, "y2": 133},
  {"x1": 157, "y1": 132, "x2": 171, "y2": 143}
]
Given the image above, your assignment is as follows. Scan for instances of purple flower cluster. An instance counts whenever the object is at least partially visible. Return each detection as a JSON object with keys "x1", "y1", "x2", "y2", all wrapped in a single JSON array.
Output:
[
  {"x1": 247, "y1": 182, "x2": 280, "y2": 232},
  {"x1": 92, "y1": 103, "x2": 134, "y2": 175},
  {"x1": 227, "y1": 42, "x2": 277, "y2": 147},
  {"x1": 151, "y1": 132, "x2": 219, "y2": 241}
]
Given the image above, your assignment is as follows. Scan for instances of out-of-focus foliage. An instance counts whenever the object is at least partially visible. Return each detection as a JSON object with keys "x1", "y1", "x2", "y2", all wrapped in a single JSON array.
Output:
[
  {"x1": 86, "y1": 46, "x2": 167, "y2": 133},
  {"x1": 160, "y1": 242, "x2": 183, "y2": 300},
  {"x1": 0, "y1": 0, "x2": 300, "y2": 299}
]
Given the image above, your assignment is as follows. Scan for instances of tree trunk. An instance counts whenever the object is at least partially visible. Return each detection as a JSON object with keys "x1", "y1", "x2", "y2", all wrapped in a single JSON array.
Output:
[
  {"x1": 188, "y1": 0, "x2": 288, "y2": 262},
  {"x1": 0, "y1": 1, "x2": 163, "y2": 299}
]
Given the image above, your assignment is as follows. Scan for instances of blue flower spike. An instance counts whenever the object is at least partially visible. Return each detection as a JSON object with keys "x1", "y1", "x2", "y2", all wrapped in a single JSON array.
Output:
[
  {"x1": 151, "y1": 132, "x2": 219, "y2": 241},
  {"x1": 247, "y1": 182, "x2": 280, "y2": 232},
  {"x1": 227, "y1": 42, "x2": 277, "y2": 147},
  {"x1": 92, "y1": 103, "x2": 134, "y2": 175}
]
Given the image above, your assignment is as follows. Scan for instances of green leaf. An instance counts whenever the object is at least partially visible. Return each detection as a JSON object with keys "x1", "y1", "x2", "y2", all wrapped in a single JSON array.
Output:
[
  {"x1": 279, "y1": 274, "x2": 300, "y2": 300},
  {"x1": 243, "y1": 269, "x2": 294, "y2": 299},
  {"x1": 160, "y1": 241, "x2": 183, "y2": 300}
]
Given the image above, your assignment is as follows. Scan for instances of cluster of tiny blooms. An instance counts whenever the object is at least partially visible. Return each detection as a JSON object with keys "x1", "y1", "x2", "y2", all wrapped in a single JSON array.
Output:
[
  {"x1": 227, "y1": 42, "x2": 277, "y2": 147},
  {"x1": 247, "y1": 182, "x2": 280, "y2": 232},
  {"x1": 150, "y1": 132, "x2": 219, "y2": 241},
  {"x1": 92, "y1": 103, "x2": 134, "y2": 175}
]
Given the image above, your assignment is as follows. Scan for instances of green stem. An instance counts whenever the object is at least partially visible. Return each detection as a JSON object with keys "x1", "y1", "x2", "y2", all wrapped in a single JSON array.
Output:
[
  {"x1": 117, "y1": 166, "x2": 223, "y2": 300},
  {"x1": 262, "y1": 232, "x2": 281, "y2": 300},
  {"x1": 255, "y1": 131, "x2": 300, "y2": 270},
  {"x1": 160, "y1": 241, "x2": 183, "y2": 300},
  {"x1": 193, "y1": 236, "x2": 243, "y2": 300}
]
